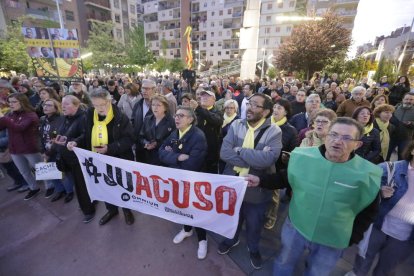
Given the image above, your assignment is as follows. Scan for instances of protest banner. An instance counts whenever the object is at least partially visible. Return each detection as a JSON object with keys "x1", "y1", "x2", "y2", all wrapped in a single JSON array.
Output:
[{"x1": 73, "y1": 148, "x2": 247, "y2": 239}]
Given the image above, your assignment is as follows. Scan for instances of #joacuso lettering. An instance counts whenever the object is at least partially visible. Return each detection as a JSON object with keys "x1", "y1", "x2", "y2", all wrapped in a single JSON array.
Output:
[{"x1": 82, "y1": 157, "x2": 238, "y2": 216}]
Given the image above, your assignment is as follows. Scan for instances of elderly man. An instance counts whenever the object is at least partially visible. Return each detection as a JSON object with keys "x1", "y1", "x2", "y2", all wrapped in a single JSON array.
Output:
[
  {"x1": 161, "y1": 79, "x2": 177, "y2": 115},
  {"x1": 336, "y1": 86, "x2": 370, "y2": 117},
  {"x1": 289, "y1": 94, "x2": 321, "y2": 132},
  {"x1": 246, "y1": 117, "x2": 381, "y2": 275},
  {"x1": 131, "y1": 79, "x2": 155, "y2": 162},
  {"x1": 387, "y1": 92, "x2": 414, "y2": 160},
  {"x1": 218, "y1": 93, "x2": 282, "y2": 270},
  {"x1": 189, "y1": 89, "x2": 222, "y2": 173}
]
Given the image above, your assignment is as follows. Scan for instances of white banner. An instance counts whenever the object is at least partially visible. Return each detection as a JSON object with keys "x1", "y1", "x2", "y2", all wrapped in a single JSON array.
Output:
[
  {"x1": 35, "y1": 162, "x2": 63, "y2": 180},
  {"x1": 73, "y1": 148, "x2": 247, "y2": 239}
]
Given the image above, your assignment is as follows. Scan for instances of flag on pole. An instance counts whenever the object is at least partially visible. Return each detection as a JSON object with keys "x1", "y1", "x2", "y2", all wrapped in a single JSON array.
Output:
[{"x1": 184, "y1": 26, "x2": 193, "y2": 69}]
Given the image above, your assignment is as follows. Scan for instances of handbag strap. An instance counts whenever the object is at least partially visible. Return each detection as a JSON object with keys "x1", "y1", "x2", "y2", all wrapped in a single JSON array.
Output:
[{"x1": 254, "y1": 125, "x2": 270, "y2": 148}]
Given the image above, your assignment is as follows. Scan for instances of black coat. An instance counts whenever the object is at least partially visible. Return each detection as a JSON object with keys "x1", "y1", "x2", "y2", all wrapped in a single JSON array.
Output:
[
  {"x1": 290, "y1": 101, "x2": 306, "y2": 116},
  {"x1": 355, "y1": 127, "x2": 381, "y2": 163},
  {"x1": 389, "y1": 84, "x2": 410, "y2": 106},
  {"x1": 131, "y1": 98, "x2": 153, "y2": 141},
  {"x1": 39, "y1": 113, "x2": 65, "y2": 158},
  {"x1": 82, "y1": 104, "x2": 134, "y2": 161},
  {"x1": 289, "y1": 112, "x2": 308, "y2": 132},
  {"x1": 195, "y1": 105, "x2": 223, "y2": 172},
  {"x1": 276, "y1": 122, "x2": 298, "y2": 170},
  {"x1": 139, "y1": 114, "x2": 176, "y2": 165}
]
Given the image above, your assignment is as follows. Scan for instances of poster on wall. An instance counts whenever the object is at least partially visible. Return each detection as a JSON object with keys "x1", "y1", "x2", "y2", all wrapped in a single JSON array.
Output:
[{"x1": 22, "y1": 27, "x2": 83, "y2": 82}]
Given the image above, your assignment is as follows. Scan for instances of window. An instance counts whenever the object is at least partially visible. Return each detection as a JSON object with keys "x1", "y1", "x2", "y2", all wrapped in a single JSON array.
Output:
[
  {"x1": 115, "y1": 14, "x2": 120, "y2": 23},
  {"x1": 211, "y1": 11, "x2": 215, "y2": 16},
  {"x1": 227, "y1": 30, "x2": 230, "y2": 36},
  {"x1": 289, "y1": 1, "x2": 295, "y2": 8},
  {"x1": 219, "y1": 21, "x2": 222, "y2": 26},
  {"x1": 264, "y1": 38, "x2": 269, "y2": 45},
  {"x1": 275, "y1": 26, "x2": 280, "y2": 32},
  {"x1": 218, "y1": 42, "x2": 222, "y2": 47},
  {"x1": 130, "y1": 4, "x2": 135, "y2": 13},
  {"x1": 266, "y1": 16, "x2": 271, "y2": 22},
  {"x1": 210, "y1": 51, "x2": 213, "y2": 56},
  {"x1": 286, "y1": 26, "x2": 292, "y2": 32},
  {"x1": 7, "y1": 0, "x2": 20, "y2": 8},
  {"x1": 211, "y1": 22, "x2": 215, "y2": 27},
  {"x1": 211, "y1": 32, "x2": 214, "y2": 37},
  {"x1": 219, "y1": 31, "x2": 222, "y2": 36},
  {"x1": 131, "y1": 19, "x2": 136, "y2": 27},
  {"x1": 116, "y1": 29, "x2": 122, "y2": 39},
  {"x1": 169, "y1": 10, "x2": 172, "y2": 16},
  {"x1": 203, "y1": 42, "x2": 206, "y2": 47},
  {"x1": 226, "y1": 51, "x2": 229, "y2": 55},
  {"x1": 210, "y1": 42, "x2": 214, "y2": 47},
  {"x1": 113, "y1": 0, "x2": 119, "y2": 9},
  {"x1": 228, "y1": 9, "x2": 231, "y2": 15},
  {"x1": 278, "y1": 2, "x2": 283, "y2": 8},
  {"x1": 265, "y1": 27, "x2": 270, "y2": 34},
  {"x1": 212, "y1": 1, "x2": 215, "y2": 6},
  {"x1": 267, "y1": 3, "x2": 272, "y2": 9},
  {"x1": 204, "y1": 2, "x2": 207, "y2": 7},
  {"x1": 65, "y1": 10, "x2": 74, "y2": 21},
  {"x1": 219, "y1": 10, "x2": 223, "y2": 16},
  {"x1": 218, "y1": 51, "x2": 221, "y2": 56}
]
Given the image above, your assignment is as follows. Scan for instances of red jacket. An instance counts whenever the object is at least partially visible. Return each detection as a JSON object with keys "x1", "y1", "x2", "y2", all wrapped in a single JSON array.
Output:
[{"x1": 0, "y1": 111, "x2": 40, "y2": 154}]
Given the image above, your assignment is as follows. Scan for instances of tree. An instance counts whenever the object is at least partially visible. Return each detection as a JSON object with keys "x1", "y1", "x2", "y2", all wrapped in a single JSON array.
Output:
[
  {"x1": 373, "y1": 58, "x2": 396, "y2": 83},
  {"x1": 267, "y1": 67, "x2": 277, "y2": 79},
  {"x1": 124, "y1": 26, "x2": 154, "y2": 67},
  {"x1": 0, "y1": 20, "x2": 30, "y2": 73},
  {"x1": 168, "y1": 59, "x2": 185, "y2": 72},
  {"x1": 84, "y1": 21, "x2": 125, "y2": 69},
  {"x1": 275, "y1": 12, "x2": 351, "y2": 79}
]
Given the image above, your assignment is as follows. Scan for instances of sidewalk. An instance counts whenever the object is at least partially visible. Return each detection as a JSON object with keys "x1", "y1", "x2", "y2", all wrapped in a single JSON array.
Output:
[{"x1": 1, "y1": 175, "x2": 413, "y2": 276}]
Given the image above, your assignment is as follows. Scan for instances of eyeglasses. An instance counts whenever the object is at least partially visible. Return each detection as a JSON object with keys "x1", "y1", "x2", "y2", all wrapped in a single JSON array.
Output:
[
  {"x1": 42, "y1": 103, "x2": 54, "y2": 108},
  {"x1": 246, "y1": 102, "x2": 264, "y2": 109},
  {"x1": 314, "y1": 120, "x2": 330, "y2": 125},
  {"x1": 151, "y1": 104, "x2": 163, "y2": 107},
  {"x1": 174, "y1": 113, "x2": 188, "y2": 119},
  {"x1": 327, "y1": 132, "x2": 359, "y2": 142}
]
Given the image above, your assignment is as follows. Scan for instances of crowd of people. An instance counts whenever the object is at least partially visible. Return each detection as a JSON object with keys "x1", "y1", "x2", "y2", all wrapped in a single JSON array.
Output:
[{"x1": 0, "y1": 71, "x2": 413, "y2": 274}]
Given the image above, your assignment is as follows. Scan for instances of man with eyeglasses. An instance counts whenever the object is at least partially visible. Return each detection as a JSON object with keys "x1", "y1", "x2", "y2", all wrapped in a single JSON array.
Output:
[
  {"x1": 131, "y1": 79, "x2": 155, "y2": 162},
  {"x1": 218, "y1": 93, "x2": 282, "y2": 270},
  {"x1": 245, "y1": 117, "x2": 381, "y2": 275},
  {"x1": 336, "y1": 86, "x2": 370, "y2": 117}
]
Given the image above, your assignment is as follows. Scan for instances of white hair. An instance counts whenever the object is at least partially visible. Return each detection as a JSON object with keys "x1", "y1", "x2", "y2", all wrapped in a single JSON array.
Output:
[
  {"x1": 224, "y1": 99, "x2": 239, "y2": 113},
  {"x1": 351, "y1": 86, "x2": 366, "y2": 95}
]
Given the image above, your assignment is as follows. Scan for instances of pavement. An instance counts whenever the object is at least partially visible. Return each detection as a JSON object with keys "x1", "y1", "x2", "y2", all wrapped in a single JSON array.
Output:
[{"x1": 0, "y1": 174, "x2": 413, "y2": 276}]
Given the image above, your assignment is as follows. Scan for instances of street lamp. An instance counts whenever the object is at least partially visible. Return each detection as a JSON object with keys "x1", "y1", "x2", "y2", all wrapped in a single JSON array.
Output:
[{"x1": 261, "y1": 48, "x2": 266, "y2": 80}]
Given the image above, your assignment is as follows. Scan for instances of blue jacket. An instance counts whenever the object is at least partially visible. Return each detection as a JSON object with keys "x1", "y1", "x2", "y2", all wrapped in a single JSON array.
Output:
[
  {"x1": 375, "y1": 160, "x2": 414, "y2": 241},
  {"x1": 289, "y1": 112, "x2": 308, "y2": 132},
  {"x1": 158, "y1": 125, "x2": 207, "y2": 172}
]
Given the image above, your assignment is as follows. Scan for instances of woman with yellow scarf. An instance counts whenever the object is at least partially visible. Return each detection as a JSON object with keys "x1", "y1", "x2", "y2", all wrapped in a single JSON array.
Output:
[
  {"x1": 68, "y1": 88, "x2": 135, "y2": 225},
  {"x1": 219, "y1": 99, "x2": 239, "y2": 173},
  {"x1": 352, "y1": 106, "x2": 382, "y2": 163},
  {"x1": 373, "y1": 104, "x2": 396, "y2": 163}
]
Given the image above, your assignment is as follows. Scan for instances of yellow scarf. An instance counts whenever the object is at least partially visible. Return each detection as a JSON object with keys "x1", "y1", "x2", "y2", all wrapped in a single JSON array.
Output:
[
  {"x1": 222, "y1": 113, "x2": 237, "y2": 128},
  {"x1": 179, "y1": 125, "x2": 192, "y2": 139},
  {"x1": 234, "y1": 118, "x2": 266, "y2": 176},
  {"x1": 375, "y1": 118, "x2": 390, "y2": 160},
  {"x1": 91, "y1": 105, "x2": 114, "y2": 152},
  {"x1": 363, "y1": 123, "x2": 373, "y2": 136},
  {"x1": 271, "y1": 116, "x2": 287, "y2": 126}
]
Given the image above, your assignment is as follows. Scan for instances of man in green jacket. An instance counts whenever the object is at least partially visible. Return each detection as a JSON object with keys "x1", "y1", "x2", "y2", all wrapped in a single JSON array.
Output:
[{"x1": 245, "y1": 117, "x2": 381, "y2": 275}]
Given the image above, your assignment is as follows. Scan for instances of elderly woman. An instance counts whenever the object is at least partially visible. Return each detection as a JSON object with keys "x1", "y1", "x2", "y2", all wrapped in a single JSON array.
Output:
[
  {"x1": 300, "y1": 109, "x2": 337, "y2": 147},
  {"x1": 265, "y1": 99, "x2": 298, "y2": 229},
  {"x1": 0, "y1": 93, "x2": 42, "y2": 200},
  {"x1": 67, "y1": 89, "x2": 135, "y2": 226},
  {"x1": 214, "y1": 89, "x2": 233, "y2": 113},
  {"x1": 352, "y1": 106, "x2": 381, "y2": 163},
  {"x1": 222, "y1": 99, "x2": 239, "y2": 138},
  {"x1": 139, "y1": 95, "x2": 175, "y2": 165},
  {"x1": 117, "y1": 82, "x2": 141, "y2": 120},
  {"x1": 373, "y1": 104, "x2": 396, "y2": 163},
  {"x1": 55, "y1": 95, "x2": 95, "y2": 222},
  {"x1": 350, "y1": 141, "x2": 414, "y2": 276},
  {"x1": 68, "y1": 81, "x2": 91, "y2": 106},
  {"x1": 39, "y1": 99, "x2": 73, "y2": 202},
  {"x1": 159, "y1": 106, "x2": 208, "y2": 260}
]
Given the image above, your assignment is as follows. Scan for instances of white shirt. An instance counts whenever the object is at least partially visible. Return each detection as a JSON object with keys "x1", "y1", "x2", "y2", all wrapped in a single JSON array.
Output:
[
  {"x1": 142, "y1": 100, "x2": 150, "y2": 120},
  {"x1": 240, "y1": 97, "x2": 248, "y2": 120}
]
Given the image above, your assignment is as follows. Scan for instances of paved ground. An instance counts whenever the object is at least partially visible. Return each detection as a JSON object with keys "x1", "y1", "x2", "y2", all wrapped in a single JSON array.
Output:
[{"x1": 0, "y1": 174, "x2": 413, "y2": 276}]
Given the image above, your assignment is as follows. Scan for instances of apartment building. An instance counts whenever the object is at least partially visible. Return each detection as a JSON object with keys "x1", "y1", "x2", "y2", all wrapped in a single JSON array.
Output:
[{"x1": 0, "y1": 0, "x2": 139, "y2": 46}]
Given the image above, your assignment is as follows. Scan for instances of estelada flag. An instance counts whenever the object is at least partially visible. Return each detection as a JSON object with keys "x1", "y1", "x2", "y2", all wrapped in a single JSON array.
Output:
[{"x1": 184, "y1": 26, "x2": 193, "y2": 69}]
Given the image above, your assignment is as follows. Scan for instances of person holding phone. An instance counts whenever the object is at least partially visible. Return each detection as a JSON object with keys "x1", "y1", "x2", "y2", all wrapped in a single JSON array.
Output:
[
  {"x1": 67, "y1": 88, "x2": 135, "y2": 226},
  {"x1": 349, "y1": 141, "x2": 414, "y2": 276},
  {"x1": 55, "y1": 95, "x2": 95, "y2": 223}
]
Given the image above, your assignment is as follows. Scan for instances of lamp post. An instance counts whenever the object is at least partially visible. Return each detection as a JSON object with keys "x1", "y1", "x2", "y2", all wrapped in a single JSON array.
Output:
[{"x1": 261, "y1": 48, "x2": 266, "y2": 80}]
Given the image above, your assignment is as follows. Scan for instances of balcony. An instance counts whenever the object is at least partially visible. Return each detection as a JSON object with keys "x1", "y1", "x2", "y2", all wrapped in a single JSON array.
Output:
[
  {"x1": 27, "y1": 8, "x2": 60, "y2": 22},
  {"x1": 158, "y1": 2, "x2": 180, "y2": 11},
  {"x1": 224, "y1": 0, "x2": 244, "y2": 8},
  {"x1": 86, "y1": 12, "x2": 111, "y2": 22},
  {"x1": 335, "y1": 9, "x2": 357, "y2": 17},
  {"x1": 174, "y1": 54, "x2": 181, "y2": 58},
  {"x1": 143, "y1": 14, "x2": 158, "y2": 23},
  {"x1": 334, "y1": 0, "x2": 359, "y2": 6},
  {"x1": 84, "y1": 0, "x2": 110, "y2": 10},
  {"x1": 223, "y1": 23, "x2": 242, "y2": 29},
  {"x1": 232, "y1": 11, "x2": 242, "y2": 18},
  {"x1": 160, "y1": 23, "x2": 180, "y2": 30}
]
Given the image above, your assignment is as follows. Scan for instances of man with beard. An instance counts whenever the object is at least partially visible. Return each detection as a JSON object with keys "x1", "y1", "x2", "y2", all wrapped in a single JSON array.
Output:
[
  {"x1": 387, "y1": 92, "x2": 414, "y2": 160},
  {"x1": 218, "y1": 93, "x2": 282, "y2": 270}
]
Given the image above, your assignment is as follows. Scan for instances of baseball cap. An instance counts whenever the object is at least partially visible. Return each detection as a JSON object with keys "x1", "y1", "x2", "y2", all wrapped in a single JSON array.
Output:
[{"x1": 200, "y1": 90, "x2": 216, "y2": 99}]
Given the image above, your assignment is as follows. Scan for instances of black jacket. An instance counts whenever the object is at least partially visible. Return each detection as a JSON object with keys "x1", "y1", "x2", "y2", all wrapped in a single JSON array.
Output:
[
  {"x1": 195, "y1": 105, "x2": 223, "y2": 171},
  {"x1": 131, "y1": 98, "x2": 153, "y2": 142},
  {"x1": 139, "y1": 114, "x2": 176, "y2": 165},
  {"x1": 39, "y1": 113, "x2": 65, "y2": 158},
  {"x1": 290, "y1": 101, "x2": 306, "y2": 116},
  {"x1": 82, "y1": 104, "x2": 134, "y2": 161},
  {"x1": 355, "y1": 128, "x2": 381, "y2": 163},
  {"x1": 276, "y1": 122, "x2": 298, "y2": 170},
  {"x1": 56, "y1": 109, "x2": 86, "y2": 165},
  {"x1": 389, "y1": 84, "x2": 410, "y2": 106}
]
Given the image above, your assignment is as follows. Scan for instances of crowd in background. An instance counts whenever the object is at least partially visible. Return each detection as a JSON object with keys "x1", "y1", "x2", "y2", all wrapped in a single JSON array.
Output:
[{"x1": 0, "y1": 70, "x2": 413, "y2": 274}]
